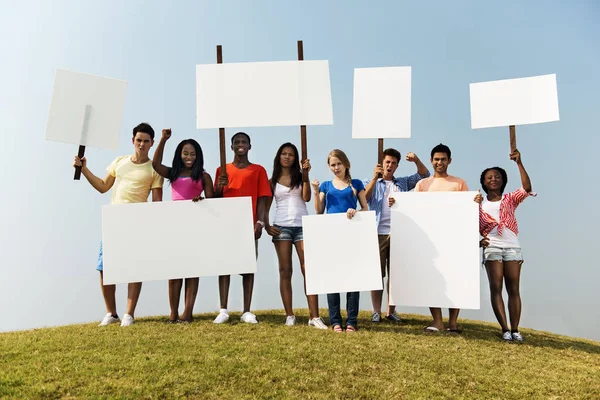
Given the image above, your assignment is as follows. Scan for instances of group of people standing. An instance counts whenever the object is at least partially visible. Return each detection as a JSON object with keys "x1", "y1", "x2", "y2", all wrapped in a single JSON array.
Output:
[{"x1": 73, "y1": 122, "x2": 534, "y2": 341}]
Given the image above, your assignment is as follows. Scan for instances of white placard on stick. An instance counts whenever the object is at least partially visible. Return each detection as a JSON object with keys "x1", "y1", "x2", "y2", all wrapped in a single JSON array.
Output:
[
  {"x1": 302, "y1": 211, "x2": 382, "y2": 295},
  {"x1": 469, "y1": 73, "x2": 559, "y2": 129},
  {"x1": 102, "y1": 198, "x2": 256, "y2": 285},
  {"x1": 196, "y1": 60, "x2": 333, "y2": 129},
  {"x1": 45, "y1": 69, "x2": 127, "y2": 150},
  {"x1": 352, "y1": 66, "x2": 412, "y2": 139},
  {"x1": 389, "y1": 192, "x2": 480, "y2": 309}
]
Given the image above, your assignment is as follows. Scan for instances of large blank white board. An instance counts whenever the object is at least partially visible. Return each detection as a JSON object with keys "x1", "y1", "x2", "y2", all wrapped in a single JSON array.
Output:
[
  {"x1": 389, "y1": 192, "x2": 480, "y2": 309},
  {"x1": 470, "y1": 74, "x2": 559, "y2": 129},
  {"x1": 352, "y1": 66, "x2": 411, "y2": 138},
  {"x1": 196, "y1": 60, "x2": 333, "y2": 129},
  {"x1": 46, "y1": 69, "x2": 127, "y2": 150},
  {"x1": 302, "y1": 211, "x2": 382, "y2": 295},
  {"x1": 102, "y1": 198, "x2": 256, "y2": 284}
]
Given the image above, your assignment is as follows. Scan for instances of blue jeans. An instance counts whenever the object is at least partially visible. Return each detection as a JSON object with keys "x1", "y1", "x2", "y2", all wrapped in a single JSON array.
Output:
[{"x1": 327, "y1": 292, "x2": 360, "y2": 328}]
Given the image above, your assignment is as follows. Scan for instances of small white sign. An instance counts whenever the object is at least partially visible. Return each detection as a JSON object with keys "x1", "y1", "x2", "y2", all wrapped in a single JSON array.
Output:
[
  {"x1": 102, "y1": 198, "x2": 256, "y2": 285},
  {"x1": 470, "y1": 74, "x2": 559, "y2": 129},
  {"x1": 46, "y1": 69, "x2": 127, "y2": 150},
  {"x1": 196, "y1": 60, "x2": 333, "y2": 129},
  {"x1": 352, "y1": 66, "x2": 412, "y2": 138},
  {"x1": 389, "y1": 192, "x2": 480, "y2": 309},
  {"x1": 302, "y1": 211, "x2": 383, "y2": 295}
]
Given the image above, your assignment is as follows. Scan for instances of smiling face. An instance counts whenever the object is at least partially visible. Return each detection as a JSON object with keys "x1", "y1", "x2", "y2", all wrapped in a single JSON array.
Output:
[
  {"x1": 431, "y1": 152, "x2": 451, "y2": 175},
  {"x1": 382, "y1": 155, "x2": 399, "y2": 180},
  {"x1": 484, "y1": 169, "x2": 503, "y2": 192},
  {"x1": 181, "y1": 143, "x2": 196, "y2": 169},
  {"x1": 231, "y1": 133, "x2": 250, "y2": 156},
  {"x1": 132, "y1": 132, "x2": 154, "y2": 158}
]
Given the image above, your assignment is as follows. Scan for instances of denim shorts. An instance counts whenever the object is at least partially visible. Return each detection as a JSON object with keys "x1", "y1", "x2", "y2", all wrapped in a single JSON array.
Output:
[
  {"x1": 483, "y1": 247, "x2": 523, "y2": 263},
  {"x1": 96, "y1": 241, "x2": 103, "y2": 271},
  {"x1": 272, "y1": 225, "x2": 303, "y2": 243}
]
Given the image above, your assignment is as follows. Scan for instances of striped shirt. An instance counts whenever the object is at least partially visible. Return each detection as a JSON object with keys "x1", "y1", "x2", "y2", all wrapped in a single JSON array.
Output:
[
  {"x1": 363, "y1": 172, "x2": 430, "y2": 226},
  {"x1": 479, "y1": 187, "x2": 536, "y2": 237}
]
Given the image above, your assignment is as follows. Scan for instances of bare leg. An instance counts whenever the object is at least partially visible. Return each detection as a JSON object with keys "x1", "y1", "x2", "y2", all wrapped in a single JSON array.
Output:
[
  {"x1": 168, "y1": 279, "x2": 183, "y2": 321},
  {"x1": 295, "y1": 240, "x2": 319, "y2": 319},
  {"x1": 429, "y1": 307, "x2": 444, "y2": 330},
  {"x1": 386, "y1": 274, "x2": 396, "y2": 316},
  {"x1": 486, "y1": 261, "x2": 509, "y2": 331},
  {"x1": 274, "y1": 240, "x2": 294, "y2": 316},
  {"x1": 241, "y1": 273, "x2": 254, "y2": 313},
  {"x1": 218, "y1": 275, "x2": 231, "y2": 309},
  {"x1": 371, "y1": 288, "x2": 383, "y2": 316},
  {"x1": 504, "y1": 261, "x2": 523, "y2": 332},
  {"x1": 448, "y1": 308, "x2": 460, "y2": 330},
  {"x1": 99, "y1": 271, "x2": 117, "y2": 316},
  {"x1": 181, "y1": 278, "x2": 199, "y2": 322},
  {"x1": 125, "y1": 282, "x2": 142, "y2": 318}
]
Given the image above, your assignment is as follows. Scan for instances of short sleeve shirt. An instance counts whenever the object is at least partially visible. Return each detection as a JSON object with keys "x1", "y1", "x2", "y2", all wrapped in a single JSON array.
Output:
[
  {"x1": 319, "y1": 179, "x2": 365, "y2": 214},
  {"x1": 107, "y1": 156, "x2": 164, "y2": 204},
  {"x1": 414, "y1": 175, "x2": 468, "y2": 192}
]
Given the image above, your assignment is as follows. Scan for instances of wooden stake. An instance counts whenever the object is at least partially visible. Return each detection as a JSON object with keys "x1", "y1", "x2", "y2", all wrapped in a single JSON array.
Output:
[
  {"x1": 74, "y1": 145, "x2": 85, "y2": 180},
  {"x1": 217, "y1": 45, "x2": 227, "y2": 178},
  {"x1": 509, "y1": 125, "x2": 517, "y2": 153},
  {"x1": 297, "y1": 40, "x2": 309, "y2": 182},
  {"x1": 377, "y1": 138, "x2": 384, "y2": 178},
  {"x1": 74, "y1": 104, "x2": 92, "y2": 180}
]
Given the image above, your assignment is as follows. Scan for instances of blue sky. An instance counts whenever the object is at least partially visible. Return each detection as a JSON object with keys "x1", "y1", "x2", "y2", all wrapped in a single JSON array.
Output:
[{"x1": 1, "y1": 1, "x2": 599, "y2": 340}]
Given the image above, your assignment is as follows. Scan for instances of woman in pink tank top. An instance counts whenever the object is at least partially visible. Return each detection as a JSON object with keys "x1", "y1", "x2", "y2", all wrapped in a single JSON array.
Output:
[{"x1": 152, "y1": 129, "x2": 214, "y2": 323}]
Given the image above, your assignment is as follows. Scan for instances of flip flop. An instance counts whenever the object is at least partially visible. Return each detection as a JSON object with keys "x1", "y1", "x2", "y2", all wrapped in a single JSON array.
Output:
[
  {"x1": 424, "y1": 326, "x2": 440, "y2": 333},
  {"x1": 346, "y1": 325, "x2": 357, "y2": 333},
  {"x1": 332, "y1": 325, "x2": 343, "y2": 333},
  {"x1": 445, "y1": 328, "x2": 462, "y2": 334}
]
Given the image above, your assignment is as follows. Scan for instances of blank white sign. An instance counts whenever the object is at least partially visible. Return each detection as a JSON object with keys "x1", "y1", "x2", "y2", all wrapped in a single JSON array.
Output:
[
  {"x1": 470, "y1": 74, "x2": 559, "y2": 129},
  {"x1": 102, "y1": 198, "x2": 256, "y2": 285},
  {"x1": 302, "y1": 212, "x2": 382, "y2": 295},
  {"x1": 196, "y1": 60, "x2": 333, "y2": 129},
  {"x1": 46, "y1": 69, "x2": 127, "y2": 150},
  {"x1": 352, "y1": 66, "x2": 411, "y2": 138},
  {"x1": 389, "y1": 192, "x2": 480, "y2": 309}
]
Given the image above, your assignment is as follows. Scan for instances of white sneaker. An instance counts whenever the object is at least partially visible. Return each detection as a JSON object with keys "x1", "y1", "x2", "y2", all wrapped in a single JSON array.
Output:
[
  {"x1": 213, "y1": 309, "x2": 229, "y2": 324},
  {"x1": 240, "y1": 311, "x2": 258, "y2": 324},
  {"x1": 98, "y1": 313, "x2": 120, "y2": 326},
  {"x1": 512, "y1": 332, "x2": 524, "y2": 342},
  {"x1": 502, "y1": 331, "x2": 513, "y2": 341},
  {"x1": 308, "y1": 317, "x2": 328, "y2": 330},
  {"x1": 120, "y1": 314, "x2": 134, "y2": 327},
  {"x1": 285, "y1": 315, "x2": 296, "y2": 326}
]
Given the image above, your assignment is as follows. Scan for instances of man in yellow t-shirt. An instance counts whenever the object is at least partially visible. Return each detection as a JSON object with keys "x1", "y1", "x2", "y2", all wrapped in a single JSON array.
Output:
[
  {"x1": 415, "y1": 143, "x2": 468, "y2": 334},
  {"x1": 73, "y1": 122, "x2": 164, "y2": 327}
]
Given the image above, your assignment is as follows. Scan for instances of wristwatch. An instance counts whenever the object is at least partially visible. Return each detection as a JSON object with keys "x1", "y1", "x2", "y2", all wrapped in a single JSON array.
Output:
[{"x1": 256, "y1": 220, "x2": 265, "y2": 227}]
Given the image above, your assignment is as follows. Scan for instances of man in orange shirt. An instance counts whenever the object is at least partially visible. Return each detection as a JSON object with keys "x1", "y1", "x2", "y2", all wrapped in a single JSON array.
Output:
[
  {"x1": 213, "y1": 132, "x2": 272, "y2": 324},
  {"x1": 414, "y1": 143, "x2": 468, "y2": 333}
]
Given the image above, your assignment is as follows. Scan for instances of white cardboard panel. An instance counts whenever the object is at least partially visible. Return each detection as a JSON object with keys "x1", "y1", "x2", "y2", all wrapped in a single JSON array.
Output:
[
  {"x1": 470, "y1": 74, "x2": 559, "y2": 129},
  {"x1": 196, "y1": 60, "x2": 333, "y2": 129},
  {"x1": 389, "y1": 192, "x2": 480, "y2": 309},
  {"x1": 352, "y1": 66, "x2": 411, "y2": 138},
  {"x1": 302, "y1": 211, "x2": 383, "y2": 295},
  {"x1": 45, "y1": 69, "x2": 127, "y2": 150},
  {"x1": 102, "y1": 198, "x2": 256, "y2": 285}
]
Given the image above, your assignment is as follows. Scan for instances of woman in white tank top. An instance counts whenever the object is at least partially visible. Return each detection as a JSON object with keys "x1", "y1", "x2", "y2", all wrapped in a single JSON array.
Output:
[{"x1": 264, "y1": 143, "x2": 327, "y2": 329}]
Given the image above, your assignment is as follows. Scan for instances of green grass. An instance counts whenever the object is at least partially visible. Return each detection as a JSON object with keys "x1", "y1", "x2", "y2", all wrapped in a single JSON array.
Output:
[{"x1": 1, "y1": 310, "x2": 599, "y2": 399}]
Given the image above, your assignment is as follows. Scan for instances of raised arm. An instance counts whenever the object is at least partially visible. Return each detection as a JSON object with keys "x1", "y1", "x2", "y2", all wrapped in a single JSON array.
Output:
[
  {"x1": 152, "y1": 129, "x2": 172, "y2": 179},
  {"x1": 74, "y1": 156, "x2": 115, "y2": 194},
  {"x1": 364, "y1": 164, "x2": 383, "y2": 201},
  {"x1": 511, "y1": 149, "x2": 532, "y2": 192},
  {"x1": 301, "y1": 159, "x2": 312, "y2": 202},
  {"x1": 311, "y1": 179, "x2": 325, "y2": 214},
  {"x1": 406, "y1": 152, "x2": 429, "y2": 176}
]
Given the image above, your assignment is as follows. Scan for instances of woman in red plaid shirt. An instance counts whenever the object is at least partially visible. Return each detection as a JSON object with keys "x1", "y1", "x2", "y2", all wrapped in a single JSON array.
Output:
[{"x1": 475, "y1": 149, "x2": 535, "y2": 342}]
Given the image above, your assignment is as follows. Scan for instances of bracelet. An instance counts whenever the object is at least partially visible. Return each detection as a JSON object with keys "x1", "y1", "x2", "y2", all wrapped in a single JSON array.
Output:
[{"x1": 256, "y1": 220, "x2": 265, "y2": 227}]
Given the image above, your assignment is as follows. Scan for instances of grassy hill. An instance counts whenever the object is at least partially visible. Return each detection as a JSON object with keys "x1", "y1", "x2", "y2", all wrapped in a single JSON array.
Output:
[{"x1": 1, "y1": 309, "x2": 599, "y2": 399}]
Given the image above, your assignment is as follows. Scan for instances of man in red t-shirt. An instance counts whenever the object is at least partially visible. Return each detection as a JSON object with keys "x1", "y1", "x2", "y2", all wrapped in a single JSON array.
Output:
[{"x1": 213, "y1": 132, "x2": 272, "y2": 324}]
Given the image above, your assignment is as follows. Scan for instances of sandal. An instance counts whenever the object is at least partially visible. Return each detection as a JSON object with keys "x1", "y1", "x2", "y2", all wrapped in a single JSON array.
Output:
[
  {"x1": 332, "y1": 325, "x2": 343, "y2": 333},
  {"x1": 424, "y1": 326, "x2": 440, "y2": 333},
  {"x1": 346, "y1": 325, "x2": 357, "y2": 333}
]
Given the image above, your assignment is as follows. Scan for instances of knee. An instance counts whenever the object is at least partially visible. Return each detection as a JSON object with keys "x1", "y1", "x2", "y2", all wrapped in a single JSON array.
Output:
[
  {"x1": 279, "y1": 266, "x2": 293, "y2": 280},
  {"x1": 506, "y1": 284, "x2": 520, "y2": 297}
]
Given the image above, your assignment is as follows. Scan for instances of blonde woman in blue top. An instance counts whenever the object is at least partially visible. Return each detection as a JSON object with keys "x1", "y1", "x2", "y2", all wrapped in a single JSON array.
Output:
[{"x1": 311, "y1": 149, "x2": 369, "y2": 332}]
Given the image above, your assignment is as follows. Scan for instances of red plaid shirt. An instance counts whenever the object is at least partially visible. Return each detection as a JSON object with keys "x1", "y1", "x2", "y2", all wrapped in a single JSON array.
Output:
[{"x1": 479, "y1": 187, "x2": 536, "y2": 237}]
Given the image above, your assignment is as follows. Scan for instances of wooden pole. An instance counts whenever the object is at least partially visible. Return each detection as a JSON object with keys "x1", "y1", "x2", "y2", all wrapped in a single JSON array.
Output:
[
  {"x1": 217, "y1": 45, "x2": 227, "y2": 178},
  {"x1": 74, "y1": 104, "x2": 92, "y2": 180},
  {"x1": 74, "y1": 145, "x2": 85, "y2": 180},
  {"x1": 509, "y1": 125, "x2": 517, "y2": 153},
  {"x1": 377, "y1": 138, "x2": 384, "y2": 178},
  {"x1": 297, "y1": 40, "x2": 309, "y2": 182}
]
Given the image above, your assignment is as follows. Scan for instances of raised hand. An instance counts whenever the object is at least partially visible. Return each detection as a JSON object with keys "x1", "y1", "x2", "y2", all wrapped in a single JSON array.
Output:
[
  {"x1": 311, "y1": 179, "x2": 320, "y2": 193},
  {"x1": 405, "y1": 152, "x2": 419, "y2": 163},
  {"x1": 217, "y1": 175, "x2": 229, "y2": 189},
  {"x1": 73, "y1": 156, "x2": 87, "y2": 169},
  {"x1": 510, "y1": 149, "x2": 522, "y2": 164},
  {"x1": 161, "y1": 128, "x2": 172, "y2": 140},
  {"x1": 373, "y1": 164, "x2": 384, "y2": 179},
  {"x1": 302, "y1": 159, "x2": 311, "y2": 172}
]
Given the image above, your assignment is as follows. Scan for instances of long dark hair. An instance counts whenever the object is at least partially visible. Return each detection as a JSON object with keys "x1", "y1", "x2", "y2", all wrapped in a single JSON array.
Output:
[
  {"x1": 480, "y1": 167, "x2": 508, "y2": 194},
  {"x1": 169, "y1": 139, "x2": 204, "y2": 183},
  {"x1": 271, "y1": 142, "x2": 303, "y2": 191}
]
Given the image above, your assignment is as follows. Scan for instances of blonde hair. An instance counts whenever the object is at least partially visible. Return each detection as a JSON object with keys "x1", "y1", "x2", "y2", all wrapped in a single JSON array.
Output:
[{"x1": 327, "y1": 149, "x2": 356, "y2": 197}]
